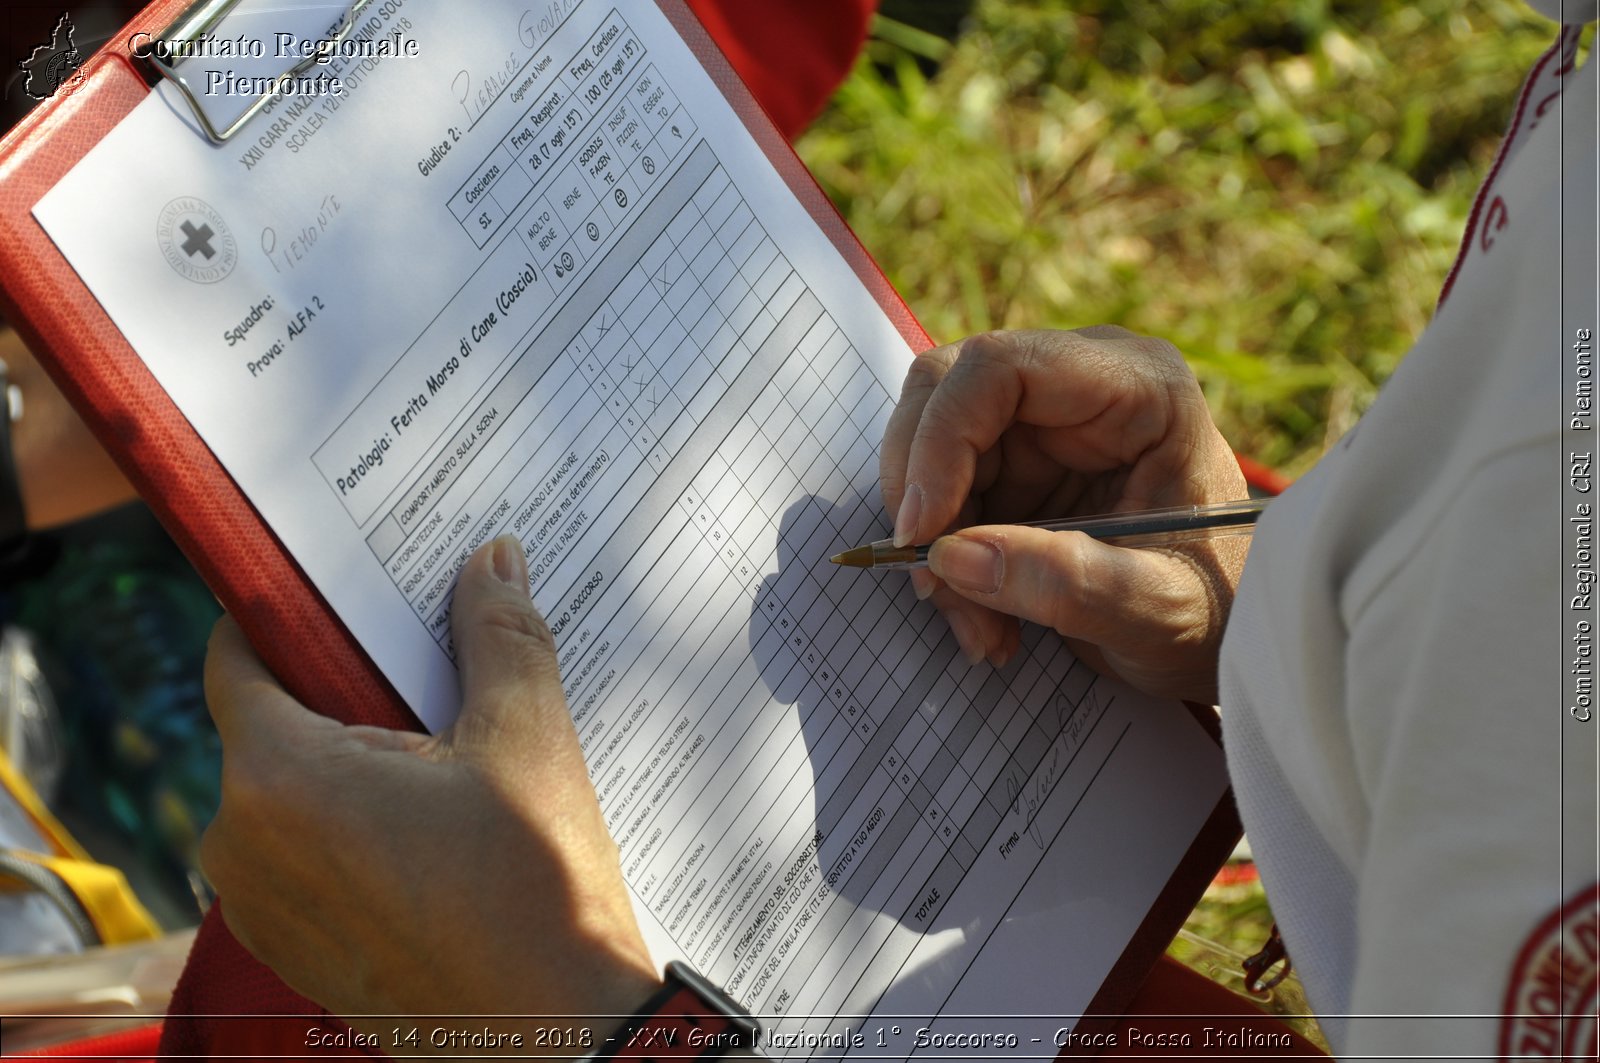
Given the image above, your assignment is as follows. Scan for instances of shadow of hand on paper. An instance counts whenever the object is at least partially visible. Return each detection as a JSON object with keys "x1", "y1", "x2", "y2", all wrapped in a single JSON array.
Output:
[
  {"x1": 715, "y1": 494, "x2": 972, "y2": 1022},
  {"x1": 728, "y1": 494, "x2": 1148, "y2": 1044}
]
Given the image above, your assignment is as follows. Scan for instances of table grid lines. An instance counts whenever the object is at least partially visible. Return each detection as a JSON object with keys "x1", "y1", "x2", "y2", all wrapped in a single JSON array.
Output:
[{"x1": 424, "y1": 122, "x2": 1136, "y2": 1034}]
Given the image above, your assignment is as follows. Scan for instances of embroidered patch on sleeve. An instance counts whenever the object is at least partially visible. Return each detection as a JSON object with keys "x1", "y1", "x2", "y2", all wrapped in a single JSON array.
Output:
[{"x1": 1498, "y1": 882, "x2": 1599, "y2": 1061}]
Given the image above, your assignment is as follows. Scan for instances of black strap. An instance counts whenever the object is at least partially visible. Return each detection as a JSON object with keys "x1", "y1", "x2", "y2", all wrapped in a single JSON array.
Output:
[{"x1": 1243, "y1": 922, "x2": 1293, "y2": 994}]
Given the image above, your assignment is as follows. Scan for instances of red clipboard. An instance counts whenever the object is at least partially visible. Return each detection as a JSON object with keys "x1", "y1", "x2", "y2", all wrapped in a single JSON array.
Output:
[{"x1": 0, "y1": 2, "x2": 1240, "y2": 1054}]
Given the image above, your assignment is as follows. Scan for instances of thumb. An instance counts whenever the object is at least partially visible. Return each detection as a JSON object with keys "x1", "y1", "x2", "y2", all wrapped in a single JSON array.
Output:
[
  {"x1": 444, "y1": 536, "x2": 571, "y2": 759},
  {"x1": 926, "y1": 525, "x2": 1211, "y2": 652}
]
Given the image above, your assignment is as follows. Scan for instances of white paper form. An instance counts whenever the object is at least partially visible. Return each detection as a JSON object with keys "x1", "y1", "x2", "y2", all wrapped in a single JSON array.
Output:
[{"x1": 35, "y1": 0, "x2": 1229, "y2": 1052}]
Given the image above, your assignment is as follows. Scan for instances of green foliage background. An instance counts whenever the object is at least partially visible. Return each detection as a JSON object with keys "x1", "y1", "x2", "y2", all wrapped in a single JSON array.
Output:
[
  {"x1": 796, "y1": 0, "x2": 1565, "y2": 477},
  {"x1": 795, "y1": 0, "x2": 1582, "y2": 1020}
]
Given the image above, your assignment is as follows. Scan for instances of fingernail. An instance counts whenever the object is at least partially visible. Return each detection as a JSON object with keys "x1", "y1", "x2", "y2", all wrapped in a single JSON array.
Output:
[
  {"x1": 910, "y1": 569, "x2": 938, "y2": 601},
  {"x1": 893, "y1": 484, "x2": 923, "y2": 548},
  {"x1": 931, "y1": 537, "x2": 1002, "y2": 594},
  {"x1": 490, "y1": 536, "x2": 528, "y2": 592},
  {"x1": 990, "y1": 643, "x2": 1016, "y2": 669},
  {"x1": 946, "y1": 610, "x2": 986, "y2": 666}
]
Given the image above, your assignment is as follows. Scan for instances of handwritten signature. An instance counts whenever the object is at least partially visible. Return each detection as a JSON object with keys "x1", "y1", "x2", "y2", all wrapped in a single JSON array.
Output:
[
  {"x1": 1004, "y1": 684, "x2": 1108, "y2": 849},
  {"x1": 1005, "y1": 741, "x2": 1062, "y2": 849}
]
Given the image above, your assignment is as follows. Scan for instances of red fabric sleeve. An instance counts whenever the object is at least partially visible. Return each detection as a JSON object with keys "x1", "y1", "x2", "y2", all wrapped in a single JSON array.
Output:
[{"x1": 683, "y1": 0, "x2": 876, "y2": 138}]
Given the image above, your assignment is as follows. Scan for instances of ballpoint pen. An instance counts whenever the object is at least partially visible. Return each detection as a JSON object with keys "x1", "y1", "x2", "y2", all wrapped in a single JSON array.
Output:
[{"x1": 828, "y1": 497, "x2": 1270, "y2": 570}]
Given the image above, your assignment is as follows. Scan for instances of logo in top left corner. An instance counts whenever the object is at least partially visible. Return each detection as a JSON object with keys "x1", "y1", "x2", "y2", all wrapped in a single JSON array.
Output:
[
  {"x1": 19, "y1": 14, "x2": 83, "y2": 101},
  {"x1": 156, "y1": 197, "x2": 238, "y2": 284}
]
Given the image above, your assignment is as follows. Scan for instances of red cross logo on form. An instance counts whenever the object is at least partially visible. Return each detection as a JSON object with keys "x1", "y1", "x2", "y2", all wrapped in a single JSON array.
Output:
[{"x1": 156, "y1": 196, "x2": 238, "y2": 284}]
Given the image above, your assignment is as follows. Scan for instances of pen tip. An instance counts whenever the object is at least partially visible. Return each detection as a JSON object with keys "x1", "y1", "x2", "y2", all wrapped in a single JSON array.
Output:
[{"x1": 830, "y1": 546, "x2": 874, "y2": 567}]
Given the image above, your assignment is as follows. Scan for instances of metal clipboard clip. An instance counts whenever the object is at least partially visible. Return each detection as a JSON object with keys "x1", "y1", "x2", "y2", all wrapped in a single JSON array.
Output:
[{"x1": 138, "y1": 0, "x2": 373, "y2": 144}]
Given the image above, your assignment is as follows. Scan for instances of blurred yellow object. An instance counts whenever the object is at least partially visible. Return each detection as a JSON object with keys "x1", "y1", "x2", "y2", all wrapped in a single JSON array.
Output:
[{"x1": 0, "y1": 751, "x2": 159, "y2": 950}]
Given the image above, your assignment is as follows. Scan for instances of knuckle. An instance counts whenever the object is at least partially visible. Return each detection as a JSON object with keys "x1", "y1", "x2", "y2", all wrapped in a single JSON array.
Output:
[
  {"x1": 475, "y1": 598, "x2": 556, "y2": 655},
  {"x1": 1145, "y1": 345, "x2": 1201, "y2": 394},
  {"x1": 1105, "y1": 333, "x2": 1197, "y2": 398},
  {"x1": 1010, "y1": 332, "x2": 1060, "y2": 378},
  {"x1": 878, "y1": 454, "x2": 905, "y2": 490},
  {"x1": 1067, "y1": 326, "x2": 1191, "y2": 379},
  {"x1": 898, "y1": 351, "x2": 948, "y2": 404},
  {"x1": 461, "y1": 597, "x2": 566, "y2": 718},
  {"x1": 950, "y1": 334, "x2": 1023, "y2": 388},
  {"x1": 1142, "y1": 334, "x2": 1184, "y2": 363},
  {"x1": 1072, "y1": 323, "x2": 1136, "y2": 341},
  {"x1": 910, "y1": 396, "x2": 962, "y2": 443},
  {"x1": 1040, "y1": 537, "x2": 1095, "y2": 635}
]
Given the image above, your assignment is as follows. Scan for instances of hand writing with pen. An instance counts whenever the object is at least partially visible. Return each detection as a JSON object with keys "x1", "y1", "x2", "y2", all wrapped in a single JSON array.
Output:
[{"x1": 876, "y1": 327, "x2": 1248, "y2": 705}]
